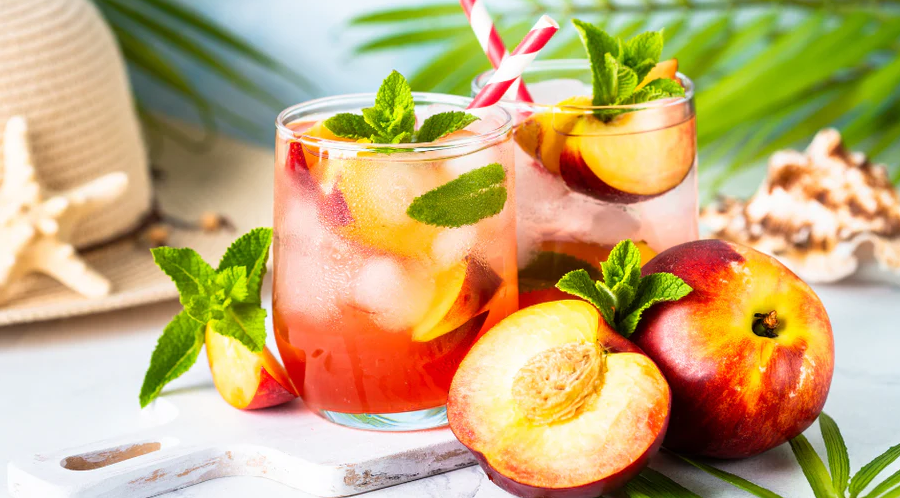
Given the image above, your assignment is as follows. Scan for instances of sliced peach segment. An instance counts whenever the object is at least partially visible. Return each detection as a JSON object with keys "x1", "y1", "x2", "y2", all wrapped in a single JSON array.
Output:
[
  {"x1": 559, "y1": 112, "x2": 696, "y2": 203},
  {"x1": 514, "y1": 96, "x2": 589, "y2": 175},
  {"x1": 448, "y1": 300, "x2": 670, "y2": 497},
  {"x1": 412, "y1": 259, "x2": 502, "y2": 342},
  {"x1": 636, "y1": 59, "x2": 679, "y2": 91},
  {"x1": 206, "y1": 326, "x2": 298, "y2": 410},
  {"x1": 337, "y1": 159, "x2": 453, "y2": 257}
]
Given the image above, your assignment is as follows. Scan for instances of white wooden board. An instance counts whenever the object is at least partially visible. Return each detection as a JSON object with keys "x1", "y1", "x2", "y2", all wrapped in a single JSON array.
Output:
[{"x1": 8, "y1": 389, "x2": 475, "y2": 498}]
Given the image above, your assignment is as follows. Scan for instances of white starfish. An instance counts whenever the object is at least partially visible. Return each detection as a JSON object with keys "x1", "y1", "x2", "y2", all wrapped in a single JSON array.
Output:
[{"x1": 0, "y1": 116, "x2": 129, "y2": 304}]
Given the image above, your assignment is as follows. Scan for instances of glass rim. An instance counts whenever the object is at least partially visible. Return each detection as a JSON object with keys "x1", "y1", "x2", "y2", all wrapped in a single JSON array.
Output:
[
  {"x1": 471, "y1": 59, "x2": 695, "y2": 112},
  {"x1": 275, "y1": 92, "x2": 513, "y2": 153}
]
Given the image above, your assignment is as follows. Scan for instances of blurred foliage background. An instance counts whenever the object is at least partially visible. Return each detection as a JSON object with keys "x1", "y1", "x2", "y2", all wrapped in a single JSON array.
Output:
[
  {"x1": 91, "y1": 0, "x2": 900, "y2": 197},
  {"x1": 348, "y1": 0, "x2": 900, "y2": 194}
]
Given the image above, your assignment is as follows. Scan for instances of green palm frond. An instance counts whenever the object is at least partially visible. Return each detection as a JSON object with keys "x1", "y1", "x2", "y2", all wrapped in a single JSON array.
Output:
[
  {"x1": 93, "y1": 0, "x2": 320, "y2": 148},
  {"x1": 347, "y1": 0, "x2": 900, "y2": 192}
]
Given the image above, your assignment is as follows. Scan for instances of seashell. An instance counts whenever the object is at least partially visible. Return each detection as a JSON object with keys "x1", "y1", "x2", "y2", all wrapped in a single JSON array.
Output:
[{"x1": 701, "y1": 128, "x2": 900, "y2": 284}]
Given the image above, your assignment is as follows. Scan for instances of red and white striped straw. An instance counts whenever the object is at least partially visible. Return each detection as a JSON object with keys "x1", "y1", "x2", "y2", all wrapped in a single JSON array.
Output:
[
  {"x1": 468, "y1": 15, "x2": 558, "y2": 110},
  {"x1": 458, "y1": 0, "x2": 533, "y2": 102}
]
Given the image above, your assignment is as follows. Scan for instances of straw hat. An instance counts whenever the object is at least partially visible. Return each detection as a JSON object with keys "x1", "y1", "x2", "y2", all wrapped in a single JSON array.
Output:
[{"x1": 0, "y1": 0, "x2": 272, "y2": 326}]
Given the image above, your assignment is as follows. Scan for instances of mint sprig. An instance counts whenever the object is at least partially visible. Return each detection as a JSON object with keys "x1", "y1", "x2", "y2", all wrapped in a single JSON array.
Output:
[
  {"x1": 555, "y1": 239, "x2": 691, "y2": 337},
  {"x1": 324, "y1": 70, "x2": 479, "y2": 147},
  {"x1": 406, "y1": 163, "x2": 507, "y2": 228},
  {"x1": 572, "y1": 20, "x2": 685, "y2": 121},
  {"x1": 139, "y1": 227, "x2": 273, "y2": 407}
]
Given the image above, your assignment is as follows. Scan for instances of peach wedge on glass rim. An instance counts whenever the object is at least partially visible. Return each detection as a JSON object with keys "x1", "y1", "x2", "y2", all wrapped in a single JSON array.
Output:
[{"x1": 448, "y1": 300, "x2": 671, "y2": 498}]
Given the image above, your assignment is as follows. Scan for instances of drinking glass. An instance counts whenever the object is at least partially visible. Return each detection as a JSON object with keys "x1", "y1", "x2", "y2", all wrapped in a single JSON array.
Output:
[{"x1": 273, "y1": 94, "x2": 517, "y2": 430}]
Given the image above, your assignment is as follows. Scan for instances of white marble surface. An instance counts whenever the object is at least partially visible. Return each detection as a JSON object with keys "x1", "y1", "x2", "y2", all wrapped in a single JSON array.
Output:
[{"x1": 2, "y1": 278, "x2": 900, "y2": 498}]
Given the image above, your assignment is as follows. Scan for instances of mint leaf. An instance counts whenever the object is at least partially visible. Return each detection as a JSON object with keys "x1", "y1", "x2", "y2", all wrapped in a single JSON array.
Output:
[
  {"x1": 184, "y1": 294, "x2": 222, "y2": 323},
  {"x1": 601, "y1": 239, "x2": 642, "y2": 289},
  {"x1": 151, "y1": 247, "x2": 215, "y2": 305},
  {"x1": 628, "y1": 78, "x2": 685, "y2": 105},
  {"x1": 415, "y1": 111, "x2": 479, "y2": 143},
  {"x1": 216, "y1": 266, "x2": 249, "y2": 304},
  {"x1": 572, "y1": 20, "x2": 677, "y2": 120},
  {"x1": 324, "y1": 113, "x2": 376, "y2": 140},
  {"x1": 619, "y1": 272, "x2": 692, "y2": 337},
  {"x1": 211, "y1": 303, "x2": 267, "y2": 353},
  {"x1": 617, "y1": 65, "x2": 639, "y2": 102},
  {"x1": 556, "y1": 269, "x2": 616, "y2": 329},
  {"x1": 624, "y1": 30, "x2": 664, "y2": 81},
  {"x1": 406, "y1": 163, "x2": 507, "y2": 227},
  {"x1": 556, "y1": 239, "x2": 691, "y2": 337},
  {"x1": 139, "y1": 311, "x2": 205, "y2": 407},
  {"x1": 218, "y1": 227, "x2": 272, "y2": 304},
  {"x1": 363, "y1": 70, "x2": 415, "y2": 141}
]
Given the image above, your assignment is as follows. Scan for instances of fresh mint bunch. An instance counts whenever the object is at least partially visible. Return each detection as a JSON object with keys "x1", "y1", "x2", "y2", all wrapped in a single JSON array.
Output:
[
  {"x1": 139, "y1": 228, "x2": 273, "y2": 407},
  {"x1": 572, "y1": 20, "x2": 685, "y2": 121},
  {"x1": 556, "y1": 239, "x2": 692, "y2": 338},
  {"x1": 324, "y1": 70, "x2": 479, "y2": 147}
]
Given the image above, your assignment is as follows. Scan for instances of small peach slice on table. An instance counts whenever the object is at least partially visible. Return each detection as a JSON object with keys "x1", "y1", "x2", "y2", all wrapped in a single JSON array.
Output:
[
  {"x1": 206, "y1": 327, "x2": 298, "y2": 410},
  {"x1": 412, "y1": 259, "x2": 502, "y2": 342},
  {"x1": 448, "y1": 300, "x2": 670, "y2": 498}
]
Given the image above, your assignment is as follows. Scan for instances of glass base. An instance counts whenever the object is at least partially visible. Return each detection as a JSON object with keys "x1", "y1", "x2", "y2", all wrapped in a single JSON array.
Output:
[{"x1": 318, "y1": 405, "x2": 448, "y2": 431}]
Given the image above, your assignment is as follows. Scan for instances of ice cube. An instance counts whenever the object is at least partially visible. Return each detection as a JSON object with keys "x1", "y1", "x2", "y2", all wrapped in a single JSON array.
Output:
[
  {"x1": 432, "y1": 226, "x2": 477, "y2": 269},
  {"x1": 352, "y1": 257, "x2": 436, "y2": 332}
]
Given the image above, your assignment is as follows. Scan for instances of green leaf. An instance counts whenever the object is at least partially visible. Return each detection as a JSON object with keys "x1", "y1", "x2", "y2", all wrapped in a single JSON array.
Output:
[
  {"x1": 354, "y1": 25, "x2": 470, "y2": 54},
  {"x1": 850, "y1": 443, "x2": 900, "y2": 497},
  {"x1": 100, "y1": 0, "x2": 285, "y2": 110},
  {"x1": 864, "y1": 468, "x2": 900, "y2": 498},
  {"x1": 364, "y1": 70, "x2": 416, "y2": 140},
  {"x1": 624, "y1": 30, "x2": 664, "y2": 81},
  {"x1": 616, "y1": 65, "x2": 639, "y2": 102},
  {"x1": 573, "y1": 19, "x2": 622, "y2": 107},
  {"x1": 218, "y1": 227, "x2": 273, "y2": 304},
  {"x1": 819, "y1": 413, "x2": 851, "y2": 496},
  {"x1": 790, "y1": 434, "x2": 840, "y2": 498},
  {"x1": 556, "y1": 269, "x2": 616, "y2": 329},
  {"x1": 139, "y1": 311, "x2": 205, "y2": 407},
  {"x1": 518, "y1": 252, "x2": 602, "y2": 292},
  {"x1": 628, "y1": 78, "x2": 686, "y2": 104},
  {"x1": 406, "y1": 163, "x2": 507, "y2": 227},
  {"x1": 184, "y1": 294, "x2": 222, "y2": 323},
  {"x1": 611, "y1": 280, "x2": 637, "y2": 314},
  {"x1": 601, "y1": 240, "x2": 643, "y2": 289},
  {"x1": 677, "y1": 454, "x2": 786, "y2": 498},
  {"x1": 414, "y1": 111, "x2": 479, "y2": 143},
  {"x1": 150, "y1": 247, "x2": 216, "y2": 304},
  {"x1": 132, "y1": 0, "x2": 320, "y2": 93},
  {"x1": 619, "y1": 272, "x2": 692, "y2": 338},
  {"x1": 216, "y1": 266, "x2": 249, "y2": 304},
  {"x1": 624, "y1": 468, "x2": 702, "y2": 498},
  {"x1": 349, "y1": 3, "x2": 461, "y2": 24},
  {"x1": 324, "y1": 113, "x2": 378, "y2": 140},
  {"x1": 211, "y1": 303, "x2": 267, "y2": 353}
]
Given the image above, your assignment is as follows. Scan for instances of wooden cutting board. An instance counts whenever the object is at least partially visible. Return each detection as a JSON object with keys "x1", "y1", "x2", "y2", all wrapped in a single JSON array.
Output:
[{"x1": 8, "y1": 387, "x2": 475, "y2": 498}]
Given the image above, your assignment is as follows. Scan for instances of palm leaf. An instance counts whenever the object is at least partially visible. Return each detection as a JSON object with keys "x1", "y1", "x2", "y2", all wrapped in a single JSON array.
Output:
[
  {"x1": 850, "y1": 444, "x2": 900, "y2": 498},
  {"x1": 676, "y1": 454, "x2": 785, "y2": 498},
  {"x1": 790, "y1": 434, "x2": 840, "y2": 498},
  {"x1": 819, "y1": 413, "x2": 851, "y2": 496},
  {"x1": 347, "y1": 0, "x2": 900, "y2": 190}
]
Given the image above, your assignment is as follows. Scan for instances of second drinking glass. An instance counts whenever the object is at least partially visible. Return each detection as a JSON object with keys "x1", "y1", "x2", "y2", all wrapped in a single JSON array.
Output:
[{"x1": 273, "y1": 93, "x2": 517, "y2": 431}]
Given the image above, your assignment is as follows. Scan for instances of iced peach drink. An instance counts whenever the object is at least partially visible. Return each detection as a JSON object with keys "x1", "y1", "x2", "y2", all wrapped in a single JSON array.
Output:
[
  {"x1": 273, "y1": 72, "x2": 517, "y2": 430},
  {"x1": 472, "y1": 23, "x2": 698, "y2": 304}
]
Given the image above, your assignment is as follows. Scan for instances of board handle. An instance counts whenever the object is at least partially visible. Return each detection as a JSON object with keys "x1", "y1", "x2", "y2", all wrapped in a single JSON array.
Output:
[{"x1": 7, "y1": 431, "x2": 234, "y2": 498}]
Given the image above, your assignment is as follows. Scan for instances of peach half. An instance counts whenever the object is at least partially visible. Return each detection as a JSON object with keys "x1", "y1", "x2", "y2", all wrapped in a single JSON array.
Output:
[
  {"x1": 448, "y1": 300, "x2": 671, "y2": 497},
  {"x1": 206, "y1": 327, "x2": 299, "y2": 410}
]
